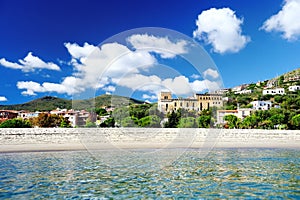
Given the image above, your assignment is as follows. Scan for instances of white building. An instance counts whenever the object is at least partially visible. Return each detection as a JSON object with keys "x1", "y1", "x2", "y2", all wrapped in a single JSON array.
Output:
[
  {"x1": 263, "y1": 88, "x2": 285, "y2": 95},
  {"x1": 216, "y1": 108, "x2": 252, "y2": 125},
  {"x1": 232, "y1": 84, "x2": 248, "y2": 92},
  {"x1": 289, "y1": 85, "x2": 300, "y2": 92},
  {"x1": 235, "y1": 89, "x2": 253, "y2": 94},
  {"x1": 250, "y1": 100, "x2": 272, "y2": 110}
]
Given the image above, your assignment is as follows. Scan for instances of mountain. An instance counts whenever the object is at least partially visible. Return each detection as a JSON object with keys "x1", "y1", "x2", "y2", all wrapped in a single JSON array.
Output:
[{"x1": 0, "y1": 95, "x2": 144, "y2": 112}]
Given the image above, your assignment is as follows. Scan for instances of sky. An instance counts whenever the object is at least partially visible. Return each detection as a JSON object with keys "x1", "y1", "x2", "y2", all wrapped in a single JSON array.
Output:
[{"x1": 1, "y1": 0, "x2": 300, "y2": 105}]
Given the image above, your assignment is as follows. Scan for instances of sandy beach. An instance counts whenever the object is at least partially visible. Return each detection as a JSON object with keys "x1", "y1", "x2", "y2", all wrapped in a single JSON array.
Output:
[{"x1": 0, "y1": 128, "x2": 299, "y2": 153}]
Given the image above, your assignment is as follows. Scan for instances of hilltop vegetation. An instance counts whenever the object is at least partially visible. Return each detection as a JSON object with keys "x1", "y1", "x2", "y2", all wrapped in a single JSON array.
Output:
[{"x1": 0, "y1": 95, "x2": 143, "y2": 112}]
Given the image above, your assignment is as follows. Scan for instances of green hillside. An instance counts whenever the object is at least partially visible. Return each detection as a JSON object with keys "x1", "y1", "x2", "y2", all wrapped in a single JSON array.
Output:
[
  {"x1": 0, "y1": 95, "x2": 144, "y2": 112},
  {"x1": 0, "y1": 96, "x2": 72, "y2": 111}
]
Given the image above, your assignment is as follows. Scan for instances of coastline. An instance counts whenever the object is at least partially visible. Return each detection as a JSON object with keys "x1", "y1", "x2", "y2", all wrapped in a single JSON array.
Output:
[{"x1": 0, "y1": 128, "x2": 299, "y2": 153}]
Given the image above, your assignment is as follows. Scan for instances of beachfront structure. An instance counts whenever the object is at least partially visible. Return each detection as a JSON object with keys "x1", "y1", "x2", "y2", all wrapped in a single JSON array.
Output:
[
  {"x1": 18, "y1": 111, "x2": 40, "y2": 119},
  {"x1": 0, "y1": 110, "x2": 18, "y2": 122},
  {"x1": 250, "y1": 100, "x2": 272, "y2": 110},
  {"x1": 262, "y1": 88, "x2": 285, "y2": 95},
  {"x1": 158, "y1": 91, "x2": 223, "y2": 114},
  {"x1": 288, "y1": 85, "x2": 300, "y2": 92},
  {"x1": 216, "y1": 108, "x2": 252, "y2": 125}
]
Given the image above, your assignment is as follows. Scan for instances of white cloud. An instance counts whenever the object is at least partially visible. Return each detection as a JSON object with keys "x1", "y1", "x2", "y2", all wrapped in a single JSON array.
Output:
[
  {"x1": 17, "y1": 42, "x2": 156, "y2": 96},
  {"x1": 16, "y1": 36, "x2": 222, "y2": 97},
  {"x1": 117, "y1": 73, "x2": 221, "y2": 96},
  {"x1": 103, "y1": 85, "x2": 116, "y2": 92},
  {"x1": 0, "y1": 58, "x2": 22, "y2": 70},
  {"x1": 261, "y1": 0, "x2": 300, "y2": 41},
  {"x1": 193, "y1": 7, "x2": 250, "y2": 53},
  {"x1": 203, "y1": 68, "x2": 219, "y2": 79},
  {"x1": 190, "y1": 79, "x2": 222, "y2": 93},
  {"x1": 190, "y1": 74, "x2": 201, "y2": 79},
  {"x1": 64, "y1": 42, "x2": 98, "y2": 64},
  {"x1": 127, "y1": 34, "x2": 188, "y2": 58},
  {"x1": 142, "y1": 94, "x2": 157, "y2": 100},
  {"x1": 0, "y1": 52, "x2": 60, "y2": 72},
  {"x1": 0, "y1": 96, "x2": 8, "y2": 101},
  {"x1": 17, "y1": 78, "x2": 83, "y2": 96}
]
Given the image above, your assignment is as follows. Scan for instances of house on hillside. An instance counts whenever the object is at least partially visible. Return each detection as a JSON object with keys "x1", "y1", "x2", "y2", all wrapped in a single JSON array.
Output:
[
  {"x1": 231, "y1": 84, "x2": 248, "y2": 92},
  {"x1": 250, "y1": 100, "x2": 272, "y2": 110},
  {"x1": 289, "y1": 85, "x2": 300, "y2": 92},
  {"x1": 262, "y1": 88, "x2": 285, "y2": 95},
  {"x1": 235, "y1": 89, "x2": 253, "y2": 94}
]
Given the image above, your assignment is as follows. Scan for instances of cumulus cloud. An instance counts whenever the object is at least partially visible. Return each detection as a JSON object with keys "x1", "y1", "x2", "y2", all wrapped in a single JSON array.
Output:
[
  {"x1": 17, "y1": 42, "x2": 156, "y2": 96},
  {"x1": 64, "y1": 42, "x2": 98, "y2": 64},
  {"x1": 0, "y1": 52, "x2": 60, "y2": 72},
  {"x1": 203, "y1": 68, "x2": 219, "y2": 79},
  {"x1": 16, "y1": 35, "x2": 222, "y2": 97},
  {"x1": 190, "y1": 74, "x2": 201, "y2": 79},
  {"x1": 17, "y1": 77, "x2": 83, "y2": 96},
  {"x1": 261, "y1": 0, "x2": 300, "y2": 40},
  {"x1": 193, "y1": 7, "x2": 250, "y2": 53},
  {"x1": 103, "y1": 85, "x2": 116, "y2": 92},
  {"x1": 190, "y1": 79, "x2": 222, "y2": 93},
  {"x1": 0, "y1": 96, "x2": 8, "y2": 101},
  {"x1": 142, "y1": 94, "x2": 157, "y2": 100},
  {"x1": 127, "y1": 34, "x2": 188, "y2": 58}
]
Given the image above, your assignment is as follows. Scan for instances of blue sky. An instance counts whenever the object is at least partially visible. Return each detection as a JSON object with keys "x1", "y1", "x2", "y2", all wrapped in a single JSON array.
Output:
[{"x1": 0, "y1": 0, "x2": 300, "y2": 104}]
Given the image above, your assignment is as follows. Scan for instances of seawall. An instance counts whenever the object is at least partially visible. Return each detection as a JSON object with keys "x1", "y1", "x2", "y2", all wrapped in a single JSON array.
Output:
[{"x1": 0, "y1": 128, "x2": 299, "y2": 152}]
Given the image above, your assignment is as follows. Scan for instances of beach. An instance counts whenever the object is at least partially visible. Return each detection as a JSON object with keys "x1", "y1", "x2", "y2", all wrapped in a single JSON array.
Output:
[{"x1": 0, "y1": 128, "x2": 299, "y2": 153}]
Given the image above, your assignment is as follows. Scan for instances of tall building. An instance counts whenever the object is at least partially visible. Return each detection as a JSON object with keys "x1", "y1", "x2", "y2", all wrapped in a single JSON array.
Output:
[{"x1": 158, "y1": 91, "x2": 223, "y2": 114}]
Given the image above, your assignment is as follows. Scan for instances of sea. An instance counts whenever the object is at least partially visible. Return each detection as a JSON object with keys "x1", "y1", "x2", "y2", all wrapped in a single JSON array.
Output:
[{"x1": 0, "y1": 148, "x2": 299, "y2": 199}]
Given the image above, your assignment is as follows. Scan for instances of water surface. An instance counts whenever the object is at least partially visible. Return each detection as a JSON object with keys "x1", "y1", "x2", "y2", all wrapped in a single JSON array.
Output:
[{"x1": 0, "y1": 148, "x2": 299, "y2": 199}]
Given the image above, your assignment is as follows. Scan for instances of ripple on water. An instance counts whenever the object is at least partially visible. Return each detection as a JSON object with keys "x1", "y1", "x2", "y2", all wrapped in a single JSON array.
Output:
[{"x1": 0, "y1": 148, "x2": 299, "y2": 199}]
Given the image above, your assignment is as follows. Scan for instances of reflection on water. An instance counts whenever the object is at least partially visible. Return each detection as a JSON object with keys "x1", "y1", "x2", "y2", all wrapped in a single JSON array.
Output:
[{"x1": 0, "y1": 148, "x2": 299, "y2": 199}]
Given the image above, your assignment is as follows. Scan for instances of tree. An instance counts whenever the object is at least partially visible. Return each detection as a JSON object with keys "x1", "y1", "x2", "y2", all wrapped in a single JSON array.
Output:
[
  {"x1": 278, "y1": 75, "x2": 284, "y2": 85},
  {"x1": 31, "y1": 113, "x2": 63, "y2": 127},
  {"x1": 164, "y1": 110, "x2": 181, "y2": 128},
  {"x1": 241, "y1": 115, "x2": 259, "y2": 129},
  {"x1": 60, "y1": 117, "x2": 71, "y2": 128},
  {"x1": 291, "y1": 114, "x2": 300, "y2": 129},
  {"x1": 100, "y1": 117, "x2": 115, "y2": 127},
  {"x1": 197, "y1": 115, "x2": 211, "y2": 128},
  {"x1": 224, "y1": 114, "x2": 238, "y2": 129},
  {"x1": 85, "y1": 118, "x2": 97, "y2": 128},
  {"x1": 178, "y1": 117, "x2": 197, "y2": 128},
  {"x1": 139, "y1": 115, "x2": 161, "y2": 127},
  {"x1": 269, "y1": 114, "x2": 285, "y2": 128},
  {"x1": 95, "y1": 108, "x2": 108, "y2": 116},
  {"x1": 121, "y1": 116, "x2": 138, "y2": 127},
  {"x1": 0, "y1": 118, "x2": 32, "y2": 128}
]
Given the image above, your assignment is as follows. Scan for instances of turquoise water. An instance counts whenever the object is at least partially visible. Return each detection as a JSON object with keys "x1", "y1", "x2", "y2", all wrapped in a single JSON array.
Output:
[{"x1": 0, "y1": 148, "x2": 299, "y2": 199}]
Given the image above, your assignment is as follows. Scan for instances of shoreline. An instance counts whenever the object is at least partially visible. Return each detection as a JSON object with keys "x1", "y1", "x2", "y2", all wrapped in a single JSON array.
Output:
[{"x1": 0, "y1": 128, "x2": 299, "y2": 153}]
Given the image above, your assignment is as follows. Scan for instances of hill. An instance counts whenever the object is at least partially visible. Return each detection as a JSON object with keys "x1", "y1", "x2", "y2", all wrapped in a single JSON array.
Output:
[{"x1": 0, "y1": 95, "x2": 144, "y2": 112}]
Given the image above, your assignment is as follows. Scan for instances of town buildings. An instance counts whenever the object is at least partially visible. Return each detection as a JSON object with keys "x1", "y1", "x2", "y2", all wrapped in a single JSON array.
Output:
[
  {"x1": 0, "y1": 110, "x2": 18, "y2": 122},
  {"x1": 216, "y1": 108, "x2": 252, "y2": 125},
  {"x1": 250, "y1": 100, "x2": 272, "y2": 110},
  {"x1": 288, "y1": 85, "x2": 300, "y2": 92},
  {"x1": 158, "y1": 91, "x2": 223, "y2": 114},
  {"x1": 262, "y1": 88, "x2": 285, "y2": 95}
]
